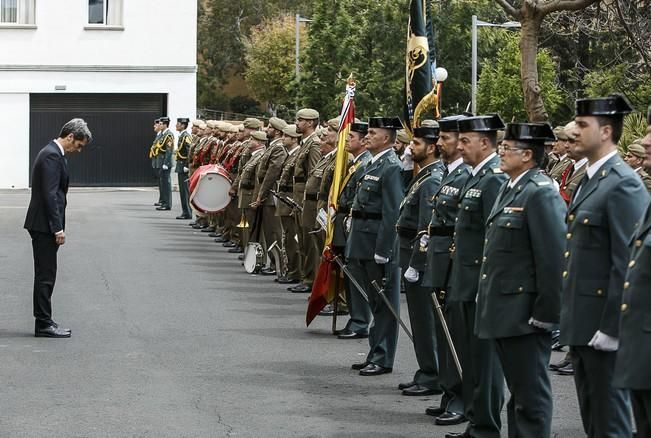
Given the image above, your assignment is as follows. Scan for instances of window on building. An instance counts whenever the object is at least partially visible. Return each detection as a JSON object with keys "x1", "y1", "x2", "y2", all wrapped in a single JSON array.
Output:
[
  {"x1": 88, "y1": 0, "x2": 122, "y2": 26},
  {"x1": 1, "y1": 0, "x2": 17, "y2": 23},
  {"x1": 0, "y1": 0, "x2": 34, "y2": 25}
]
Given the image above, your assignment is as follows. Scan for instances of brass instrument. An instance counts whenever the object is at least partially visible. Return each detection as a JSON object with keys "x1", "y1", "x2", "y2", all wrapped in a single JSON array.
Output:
[{"x1": 237, "y1": 211, "x2": 250, "y2": 228}]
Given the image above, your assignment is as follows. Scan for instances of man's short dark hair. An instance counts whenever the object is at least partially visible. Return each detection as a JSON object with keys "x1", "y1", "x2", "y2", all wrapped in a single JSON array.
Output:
[
  {"x1": 514, "y1": 140, "x2": 545, "y2": 168},
  {"x1": 59, "y1": 118, "x2": 92, "y2": 142},
  {"x1": 476, "y1": 131, "x2": 498, "y2": 148},
  {"x1": 595, "y1": 115, "x2": 624, "y2": 144}
]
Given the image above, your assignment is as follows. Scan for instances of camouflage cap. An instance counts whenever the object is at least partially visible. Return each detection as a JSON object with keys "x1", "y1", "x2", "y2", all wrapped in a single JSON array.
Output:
[
  {"x1": 243, "y1": 118, "x2": 263, "y2": 129},
  {"x1": 627, "y1": 141, "x2": 646, "y2": 159},
  {"x1": 269, "y1": 117, "x2": 288, "y2": 131},
  {"x1": 296, "y1": 108, "x2": 320, "y2": 120},
  {"x1": 396, "y1": 129, "x2": 411, "y2": 144},
  {"x1": 251, "y1": 131, "x2": 268, "y2": 142},
  {"x1": 282, "y1": 124, "x2": 301, "y2": 138}
]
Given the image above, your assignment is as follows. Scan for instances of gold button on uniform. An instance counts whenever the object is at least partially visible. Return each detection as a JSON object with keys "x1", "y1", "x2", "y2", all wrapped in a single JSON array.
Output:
[
  {"x1": 635, "y1": 240, "x2": 642, "y2": 247},
  {"x1": 566, "y1": 233, "x2": 572, "y2": 240},
  {"x1": 482, "y1": 256, "x2": 487, "y2": 262},
  {"x1": 621, "y1": 303, "x2": 628, "y2": 312},
  {"x1": 597, "y1": 289, "x2": 603, "y2": 296},
  {"x1": 475, "y1": 259, "x2": 480, "y2": 264},
  {"x1": 518, "y1": 286, "x2": 524, "y2": 292},
  {"x1": 562, "y1": 271, "x2": 568, "y2": 278},
  {"x1": 481, "y1": 274, "x2": 487, "y2": 279},
  {"x1": 624, "y1": 281, "x2": 630, "y2": 289},
  {"x1": 568, "y1": 214, "x2": 575, "y2": 221},
  {"x1": 629, "y1": 260, "x2": 636, "y2": 268},
  {"x1": 564, "y1": 251, "x2": 570, "y2": 258},
  {"x1": 583, "y1": 218, "x2": 589, "y2": 224},
  {"x1": 506, "y1": 222, "x2": 511, "y2": 227}
]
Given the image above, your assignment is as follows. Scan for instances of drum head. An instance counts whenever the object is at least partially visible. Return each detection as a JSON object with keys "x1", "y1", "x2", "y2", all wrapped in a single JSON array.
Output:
[
  {"x1": 190, "y1": 167, "x2": 232, "y2": 213},
  {"x1": 243, "y1": 243, "x2": 263, "y2": 274}
]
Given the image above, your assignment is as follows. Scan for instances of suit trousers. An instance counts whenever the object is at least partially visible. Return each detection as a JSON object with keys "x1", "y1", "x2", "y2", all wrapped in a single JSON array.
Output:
[
  {"x1": 348, "y1": 259, "x2": 400, "y2": 368},
  {"x1": 280, "y1": 215, "x2": 300, "y2": 280},
  {"x1": 261, "y1": 206, "x2": 281, "y2": 267},
  {"x1": 495, "y1": 333, "x2": 553, "y2": 438},
  {"x1": 160, "y1": 169, "x2": 172, "y2": 207},
  {"x1": 632, "y1": 390, "x2": 651, "y2": 438},
  {"x1": 404, "y1": 278, "x2": 441, "y2": 390},
  {"x1": 154, "y1": 168, "x2": 162, "y2": 202},
  {"x1": 455, "y1": 300, "x2": 504, "y2": 438},
  {"x1": 241, "y1": 208, "x2": 257, "y2": 249},
  {"x1": 434, "y1": 297, "x2": 465, "y2": 415},
  {"x1": 29, "y1": 231, "x2": 59, "y2": 328},
  {"x1": 177, "y1": 172, "x2": 191, "y2": 216},
  {"x1": 300, "y1": 225, "x2": 315, "y2": 286},
  {"x1": 342, "y1": 272, "x2": 372, "y2": 335},
  {"x1": 571, "y1": 346, "x2": 632, "y2": 437}
]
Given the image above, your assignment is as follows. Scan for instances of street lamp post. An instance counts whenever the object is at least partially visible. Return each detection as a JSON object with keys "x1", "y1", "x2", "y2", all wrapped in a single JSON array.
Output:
[{"x1": 471, "y1": 15, "x2": 521, "y2": 114}]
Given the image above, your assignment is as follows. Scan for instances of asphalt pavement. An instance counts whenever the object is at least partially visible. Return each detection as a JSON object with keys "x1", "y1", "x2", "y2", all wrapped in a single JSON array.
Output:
[{"x1": 0, "y1": 189, "x2": 585, "y2": 437}]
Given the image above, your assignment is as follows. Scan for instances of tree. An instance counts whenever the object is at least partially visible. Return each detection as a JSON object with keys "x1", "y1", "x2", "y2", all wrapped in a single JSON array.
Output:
[
  {"x1": 494, "y1": 0, "x2": 598, "y2": 121},
  {"x1": 477, "y1": 33, "x2": 562, "y2": 123},
  {"x1": 244, "y1": 15, "x2": 305, "y2": 115}
]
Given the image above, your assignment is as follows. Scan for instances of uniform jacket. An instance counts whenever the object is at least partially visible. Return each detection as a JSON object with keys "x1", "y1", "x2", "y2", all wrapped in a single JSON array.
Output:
[
  {"x1": 559, "y1": 162, "x2": 587, "y2": 204},
  {"x1": 253, "y1": 138, "x2": 287, "y2": 206},
  {"x1": 475, "y1": 169, "x2": 566, "y2": 339},
  {"x1": 317, "y1": 152, "x2": 338, "y2": 213},
  {"x1": 636, "y1": 167, "x2": 651, "y2": 194},
  {"x1": 615, "y1": 204, "x2": 651, "y2": 389},
  {"x1": 175, "y1": 131, "x2": 192, "y2": 172},
  {"x1": 332, "y1": 150, "x2": 371, "y2": 248},
  {"x1": 292, "y1": 132, "x2": 321, "y2": 209},
  {"x1": 237, "y1": 149, "x2": 266, "y2": 209},
  {"x1": 303, "y1": 151, "x2": 334, "y2": 230},
  {"x1": 155, "y1": 129, "x2": 174, "y2": 169},
  {"x1": 449, "y1": 154, "x2": 507, "y2": 302},
  {"x1": 24, "y1": 141, "x2": 69, "y2": 234},
  {"x1": 396, "y1": 161, "x2": 444, "y2": 272},
  {"x1": 231, "y1": 139, "x2": 252, "y2": 193},
  {"x1": 345, "y1": 149, "x2": 404, "y2": 260},
  {"x1": 560, "y1": 154, "x2": 649, "y2": 345},
  {"x1": 548, "y1": 155, "x2": 574, "y2": 183},
  {"x1": 275, "y1": 148, "x2": 300, "y2": 217},
  {"x1": 150, "y1": 131, "x2": 162, "y2": 167},
  {"x1": 421, "y1": 161, "x2": 472, "y2": 289}
]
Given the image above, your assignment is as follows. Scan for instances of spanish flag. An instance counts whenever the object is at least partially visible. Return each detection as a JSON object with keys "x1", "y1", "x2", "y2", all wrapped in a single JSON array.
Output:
[{"x1": 306, "y1": 76, "x2": 356, "y2": 326}]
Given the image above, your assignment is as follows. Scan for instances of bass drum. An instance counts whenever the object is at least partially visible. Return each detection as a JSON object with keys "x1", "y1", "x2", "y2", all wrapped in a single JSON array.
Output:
[
  {"x1": 243, "y1": 242, "x2": 265, "y2": 274},
  {"x1": 189, "y1": 164, "x2": 232, "y2": 214}
]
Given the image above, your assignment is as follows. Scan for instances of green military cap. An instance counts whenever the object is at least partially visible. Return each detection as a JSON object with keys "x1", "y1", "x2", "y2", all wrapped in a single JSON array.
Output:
[
  {"x1": 251, "y1": 131, "x2": 268, "y2": 142},
  {"x1": 316, "y1": 126, "x2": 328, "y2": 137},
  {"x1": 269, "y1": 117, "x2": 288, "y2": 131},
  {"x1": 496, "y1": 130, "x2": 505, "y2": 144},
  {"x1": 327, "y1": 117, "x2": 341, "y2": 131},
  {"x1": 420, "y1": 119, "x2": 439, "y2": 128},
  {"x1": 243, "y1": 118, "x2": 263, "y2": 129},
  {"x1": 237, "y1": 124, "x2": 244, "y2": 132},
  {"x1": 206, "y1": 120, "x2": 219, "y2": 129},
  {"x1": 296, "y1": 108, "x2": 320, "y2": 120},
  {"x1": 553, "y1": 126, "x2": 568, "y2": 141},
  {"x1": 192, "y1": 119, "x2": 204, "y2": 126},
  {"x1": 215, "y1": 121, "x2": 229, "y2": 131},
  {"x1": 396, "y1": 129, "x2": 411, "y2": 144},
  {"x1": 282, "y1": 124, "x2": 301, "y2": 138},
  {"x1": 197, "y1": 121, "x2": 207, "y2": 130},
  {"x1": 564, "y1": 121, "x2": 577, "y2": 138},
  {"x1": 627, "y1": 142, "x2": 646, "y2": 159}
]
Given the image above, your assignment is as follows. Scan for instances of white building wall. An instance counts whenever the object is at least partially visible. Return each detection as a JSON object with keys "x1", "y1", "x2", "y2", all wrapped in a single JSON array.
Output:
[{"x1": 0, "y1": 0, "x2": 197, "y2": 189}]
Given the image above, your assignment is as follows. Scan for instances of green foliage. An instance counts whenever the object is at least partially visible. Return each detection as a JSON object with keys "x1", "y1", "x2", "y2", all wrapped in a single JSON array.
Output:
[
  {"x1": 477, "y1": 33, "x2": 563, "y2": 123},
  {"x1": 620, "y1": 113, "x2": 649, "y2": 151},
  {"x1": 243, "y1": 15, "x2": 304, "y2": 112},
  {"x1": 229, "y1": 95, "x2": 261, "y2": 115},
  {"x1": 583, "y1": 64, "x2": 651, "y2": 113}
]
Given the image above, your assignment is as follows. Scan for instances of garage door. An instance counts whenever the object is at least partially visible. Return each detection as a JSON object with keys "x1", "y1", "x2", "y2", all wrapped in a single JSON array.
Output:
[{"x1": 30, "y1": 93, "x2": 166, "y2": 186}]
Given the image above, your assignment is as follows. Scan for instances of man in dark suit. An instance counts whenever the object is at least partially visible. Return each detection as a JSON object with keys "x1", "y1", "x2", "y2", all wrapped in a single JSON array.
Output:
[
  {"x1": 24, "y1": 118, "x2": 92, "y2": 338},
  {"x1": 560, "y1": 95, "x2": 649, "y2": 437}
]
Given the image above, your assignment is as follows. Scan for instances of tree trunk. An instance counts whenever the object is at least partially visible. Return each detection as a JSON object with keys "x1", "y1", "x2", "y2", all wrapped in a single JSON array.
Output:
[{"x1": 519, "y1": 15, "x2": 548, "y2": 122}]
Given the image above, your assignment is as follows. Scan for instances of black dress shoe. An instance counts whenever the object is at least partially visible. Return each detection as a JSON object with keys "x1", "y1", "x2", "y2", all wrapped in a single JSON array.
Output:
[
  {"x1": 214, "y1": 237, "x2": 229, "y2": 243},
  {"x1": 223, "y1": 241, "x2": 237, "y2": 248},
  {"x1": 201, "y1": 227, "x2": 216, "y2": 233},
  {"x1": 156, "y1": 206, "x2": 171, "y2": 211},
  {"x1": 35, "y1": 325, "x2": 71, "y2": 338},
  {"x1": 289, "y1": 284, "x2": 311, "y2": 293},
  {"x1": 260, "y1": 267, "x2": 276, "y2": 276},
  {"x1": 337, "y1": 330, "x2": 368, "y2": 340},
  {"x1": 359, "y1": 363, "x2": 392, "y2": 376},
  {"x1": 402, "y1": 384, "x2": 442, "y2": 396},
  {"x1": 351, "y1": 361, "x2": 370, "y2": 370},
  {"x1": 276, "y1": 277, "x2": 300, "y2": 284},
  {"x1": 549, "y1": 358, "x2": 570, "y2": 371},
  {"x1": 237, "y1": 254, "x2": 245, "y2": 261},
  {"x1": 228, "y1": 247, "x2": 243, "y2": 254},
  {"x1": 425, "y1": 406, "x2": 445, "y2": 417},
  {"x1": 435, "y1": 412, "x2": 467, "y2": 426},
  {"x1": 192, "y1": 223, "x2": 208, "y2": 229},
  {"x1": 556, "y1": 362, "x2": 574, "y2": 376},
  {"x1": 154, "y1": 202, "x2": 162, "y2": 206},
  {"x1": 188, "y1": 222, "x2": 197, "y2": 226},
  {"x1": 176, "y1": 215, "x2": 192, "y2": 220},
  {"x1": 398, "y1": 380, "x2": 416, "y2": 390},
  {"x1": 444, "y1": 430, "x2": 470, "y2": 437},
  {"x1": 208, "y1": 232, "x2": 220, "y2": 238}
]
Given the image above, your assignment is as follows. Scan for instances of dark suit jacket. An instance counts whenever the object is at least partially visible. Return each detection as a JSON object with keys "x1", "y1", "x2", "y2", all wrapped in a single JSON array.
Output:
[
  {"x1": 475, "y1": 169, "x2": 567, "y2": 339},
  {"x1": 24, "y1": 141, "x2": 69, "y2": 234},
  {"x1": 560, "y1": 154, "x2": 649, "y2": 345}
]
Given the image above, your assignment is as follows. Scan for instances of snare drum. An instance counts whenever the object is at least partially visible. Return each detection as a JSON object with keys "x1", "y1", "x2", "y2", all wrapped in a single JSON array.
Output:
[
  {"x1": 189, "y1": 164, "x2": 232, "y2": 214},
  {"x1": 243, "y1": 242, "x2": 265, "y2": 274}
]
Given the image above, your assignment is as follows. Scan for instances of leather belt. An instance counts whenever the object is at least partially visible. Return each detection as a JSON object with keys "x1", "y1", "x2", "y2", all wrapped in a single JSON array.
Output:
[
  {"x1": 293, "y1": 176, "x2": 306, "y2": 183},
  {"x1": 396, "y1": 226, "x2": 417, "y2": 239},
  {"x1": 240, "y1": 183, "x2": 254, "y2": 190},
  {"x1": 278, "y1": 184, "x2": 292, "y2": 192},
  {"x1": 317, "y1": 192, "x2": 327, "y2": 201},
  {"x1": 305, "y1": 193, "x2": 318, "y2": 201},
  {"x1": 351, "y1": 210, "x2": 382, "y2": 220},
  {"x1": 428, "y1": 225, "x2": 455, "y2": 236}
]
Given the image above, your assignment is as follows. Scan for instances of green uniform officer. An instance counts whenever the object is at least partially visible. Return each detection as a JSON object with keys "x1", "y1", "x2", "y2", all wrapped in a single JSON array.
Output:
[
  {"x1": 237, "y1": 131, "x2": 267, "y2": 250},
  {"x1": 289, "y1": 109, "x2": 321, "y2": 293},
  {"x1": 445, "y1": 115, "x2": 508, "y2": 438},
  {"x1": 624, "y1": 141, "x2": 651, "y2": 193},
  {"x1": 334, "y1": 123, "x2": 372, "y2": 339},
  {"x1": 252, "y1": 117, "x2": 288, "y2": 275},
  {"x1": 396, "y1": 126, "x2": 444, "y2": 396},
  {"x1": 275, "y1": 125, "x2": 303, "y2": 284},
  {"x1": 420, "y1": 115, "x2": 471, "y2": 426},
  {"x1": 174, "y1": 118, "x2": 192, "y2": 219},
  {"x1": 476, "y1": 122, "x2": 566, "y2": 438},
  {"x1": 149, "y1": 118, "x2": 163, "y2": 206},
  {"x1": 156, "y1": 117, "x2": 174, "y2": 211},
  {"x1": 346, "y1": 116, "x2": 405, "y2": 376},
  {"x1": 560, "y1": 95, "x2": 649, "y2": 438}
]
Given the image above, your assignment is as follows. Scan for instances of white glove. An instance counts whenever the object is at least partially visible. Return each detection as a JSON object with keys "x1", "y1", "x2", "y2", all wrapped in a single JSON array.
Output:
[
  {"x1": 528, "y1": 317, "x2": 554, "y2": 331},
  {"x1": 183, "y1": 166, "x2": 189, "y2": 173},
  {"x1": 404, "y1": 267, "x2": 419, "y2": 283},
  {"x1": 345, "y1": 217, "x2": 351, "y2": 233},
  {"x1": 588, "y1": 330, "x2": 619, "y2": 352},
  {"x1": 419, "y1": 234, "x2": 430, "y2": 251},
  {"x1": 402, "y1": 146, "x2": 414, "y2": 171},
  {"x1": 162, "y1": 164, "x2": 169, "y2": 170},
  {"x1": 374, "y1": 254, "x2": 389, "y2": 264}
]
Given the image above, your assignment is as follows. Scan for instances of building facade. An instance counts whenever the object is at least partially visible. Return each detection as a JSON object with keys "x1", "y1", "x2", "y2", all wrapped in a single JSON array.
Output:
[{"x1": 0, "y1": 0, "x2": 197, "y2": 187}]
